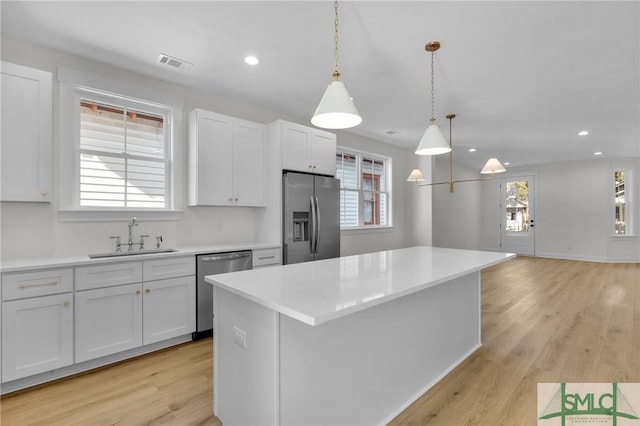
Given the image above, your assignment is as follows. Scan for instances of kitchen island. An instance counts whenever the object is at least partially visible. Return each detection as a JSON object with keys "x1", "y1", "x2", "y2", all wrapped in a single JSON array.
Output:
[{"x1": 206, "y1": 246, "x2": 515, "y2": 425}]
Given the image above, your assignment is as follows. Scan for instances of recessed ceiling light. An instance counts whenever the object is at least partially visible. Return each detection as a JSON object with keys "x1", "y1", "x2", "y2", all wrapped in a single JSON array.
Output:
[
  {"x1": 594, "y1": 151, "x2": 603, "y2": 156},
  {"x1": 468, "y1": 148, "x2": 476, "y2": 153},
  {"x1": 244, "y1": 56, "x2": 260, "y2": 65},
  {"x1": 578, "y1": 130, "x2": 589, "y2": 136}
]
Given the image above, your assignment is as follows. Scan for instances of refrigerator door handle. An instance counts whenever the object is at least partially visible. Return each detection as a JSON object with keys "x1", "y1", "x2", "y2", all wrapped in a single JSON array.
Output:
[
  {"x1": 314, "y1": 196, "x2": 321, "y2": 254},
  {"x1": 310, "y1": 196, "x2": 317, "y2": 254}
]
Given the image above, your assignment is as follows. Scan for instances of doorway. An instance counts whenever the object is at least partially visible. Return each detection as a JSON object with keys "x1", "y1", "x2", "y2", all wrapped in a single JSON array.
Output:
[{"x1": 500, "y1": 175, "x2": 535, "y2": 256}]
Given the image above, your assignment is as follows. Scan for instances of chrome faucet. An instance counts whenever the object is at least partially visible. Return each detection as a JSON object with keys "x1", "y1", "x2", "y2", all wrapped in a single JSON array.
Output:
[{"x1": 127, "y1": 217, "x2": 138, "y2": 251}]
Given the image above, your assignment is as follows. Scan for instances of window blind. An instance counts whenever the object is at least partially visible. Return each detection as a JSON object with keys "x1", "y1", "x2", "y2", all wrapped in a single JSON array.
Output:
[{"x1": 79, "y1": 101, "x2": 166, "y2": 208}]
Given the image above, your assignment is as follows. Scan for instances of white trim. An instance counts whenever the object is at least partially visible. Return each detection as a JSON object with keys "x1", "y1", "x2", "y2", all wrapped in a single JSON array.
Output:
[
  {"x1": 537, "y1": 252, "x2": 640, "y2": 264},
  {"x1": 57, "y1": 68, "x2": 184, "y2": 220},
  {"x1": 610, "y1": 163, "x2": 635, "y2": 237},
  {"x1": 58, "y1": 209, "x2": 184, "y2": 222},
  {"x1": 336, "y1": 146, "x2": 393, "y2": 228}
]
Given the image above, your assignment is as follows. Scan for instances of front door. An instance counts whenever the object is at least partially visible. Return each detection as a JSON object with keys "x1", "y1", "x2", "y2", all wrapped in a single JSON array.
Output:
[{"x1": 500, "y1": 175, "x2": 535, "y2": 256}]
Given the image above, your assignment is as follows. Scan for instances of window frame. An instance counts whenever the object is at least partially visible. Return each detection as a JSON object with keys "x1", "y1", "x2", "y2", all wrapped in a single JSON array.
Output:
[
  {"x1": 336, "y1": 147, "x2": 392, "y2": 230},
  {"x1": 611, "y1": 165, "x2": 635, "y2": 237},
  {"x1": 58, "y1": 67, "x2": 183, "y2": 222}
]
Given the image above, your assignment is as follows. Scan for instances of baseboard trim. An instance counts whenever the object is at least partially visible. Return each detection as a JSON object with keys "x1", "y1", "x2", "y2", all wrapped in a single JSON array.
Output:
[{"x1": 537, "y1": 252, "x2": 640, "y2": 263}]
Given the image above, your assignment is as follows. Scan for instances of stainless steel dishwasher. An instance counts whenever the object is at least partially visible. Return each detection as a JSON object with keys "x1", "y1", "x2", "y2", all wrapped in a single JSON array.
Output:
[{"x1": 194, "y1": 250, "x2": 252, "y2": 340}]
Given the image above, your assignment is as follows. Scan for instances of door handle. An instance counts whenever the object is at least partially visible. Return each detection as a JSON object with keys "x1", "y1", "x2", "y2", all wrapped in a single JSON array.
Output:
[
  {"x1": 309, "y1": 197, "x2": 317, "y2": 254},
  {"x1": 314, "y1": 196, "x2": 320, "y2": 254}
]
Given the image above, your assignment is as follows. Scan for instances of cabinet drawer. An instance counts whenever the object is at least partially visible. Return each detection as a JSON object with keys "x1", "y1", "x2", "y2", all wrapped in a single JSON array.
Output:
[
  {"x1": 143, "y1": 256, "x2": 195, "y2": 281},
  {"x1": 75, "y1": 261, "x2": 142, "y2": 291},
  {"x1": 252, "y1": 248, "x2": 281, "y2": 268},
  {"x1": 2, "y1": 269, "x2": 73, "y2": 301}
]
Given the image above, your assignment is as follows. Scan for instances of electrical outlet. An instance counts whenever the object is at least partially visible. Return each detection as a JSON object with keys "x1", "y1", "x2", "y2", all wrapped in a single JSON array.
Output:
[{"x1": 233, "y1": 326, "x2": 247, "y2": 349}]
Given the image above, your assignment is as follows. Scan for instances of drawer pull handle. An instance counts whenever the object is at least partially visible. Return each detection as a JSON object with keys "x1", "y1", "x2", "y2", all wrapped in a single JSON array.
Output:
[
  {"x1": 19, "y1": 281, "x2": 58, "y2": 289},
  {"x1": 259, "y1": 255, "x2": 276, "y2": 260}
]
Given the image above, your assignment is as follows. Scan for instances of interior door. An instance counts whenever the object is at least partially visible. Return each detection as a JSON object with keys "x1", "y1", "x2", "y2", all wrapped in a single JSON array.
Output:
[{"x1": 500, "y1": 175, "x2": 535, "y2": 256}]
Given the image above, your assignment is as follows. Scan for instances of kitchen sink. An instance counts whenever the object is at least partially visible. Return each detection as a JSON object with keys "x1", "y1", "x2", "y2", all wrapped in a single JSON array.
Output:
[{"x1": 88, "y1": 248, "x2": 177, "y2": 259}]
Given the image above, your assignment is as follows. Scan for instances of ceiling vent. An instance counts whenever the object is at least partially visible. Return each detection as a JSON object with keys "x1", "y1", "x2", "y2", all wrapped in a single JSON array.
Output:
[{"x1": 157, "y1": 53, "x2": 193, "y2": 70}]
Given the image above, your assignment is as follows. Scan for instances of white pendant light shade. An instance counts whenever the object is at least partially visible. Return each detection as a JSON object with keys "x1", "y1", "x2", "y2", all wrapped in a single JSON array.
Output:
[
  {"x1": 415, "y1": 124, "x2": 452, "y2": 155},
  {"x1": 480, "y1": 157, "x2": 507, "y2": 174},
  {"x1": 311, "y1": 79, "x2": 362, "y2": 129},
  {"x1": 407, "y1": 168, "x2": 426, "y2": 182}
]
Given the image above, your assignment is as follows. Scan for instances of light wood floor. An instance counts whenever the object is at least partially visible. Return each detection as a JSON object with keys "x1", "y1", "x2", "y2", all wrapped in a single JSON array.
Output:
[{"x1": 1, "y1": 257, "x2": 639, "y2": 425}]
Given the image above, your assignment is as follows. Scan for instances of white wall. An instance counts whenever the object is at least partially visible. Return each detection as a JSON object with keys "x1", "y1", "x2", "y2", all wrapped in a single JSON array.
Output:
[
  {"x1": 1, "y1": 37, "x2": 420, "y2": 260},
  {"x1": 431, "y1": 157, "x2": 482, "y2": 250},
  {"x1": 406, "y1": 152, "x2": 433, "y2": 247},
  {"x1": 433, "y1": 156, "x2": 640, "y2": 262}
]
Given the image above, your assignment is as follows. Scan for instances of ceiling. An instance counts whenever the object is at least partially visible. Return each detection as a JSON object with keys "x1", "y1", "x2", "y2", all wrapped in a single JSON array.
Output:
[{"x1": 2, "y1": 1, "x2": 639, "y2": 170}]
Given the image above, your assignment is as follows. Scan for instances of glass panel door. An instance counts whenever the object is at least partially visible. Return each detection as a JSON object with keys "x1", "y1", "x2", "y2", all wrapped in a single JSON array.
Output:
[{"x1": 500, "y1": 175, "x2": 535, "y2": 255}]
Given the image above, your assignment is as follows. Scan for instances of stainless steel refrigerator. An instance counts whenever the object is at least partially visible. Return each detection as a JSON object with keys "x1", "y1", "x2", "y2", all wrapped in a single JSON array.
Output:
[{"x1": 283, "y1": 171, "x2": 340, "y2": 264}]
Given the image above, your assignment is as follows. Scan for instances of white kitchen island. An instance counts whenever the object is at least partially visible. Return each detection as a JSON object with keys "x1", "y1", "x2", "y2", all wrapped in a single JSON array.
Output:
[{"x1": 206, "y1": 246, "x2": 515, "y2": 425}]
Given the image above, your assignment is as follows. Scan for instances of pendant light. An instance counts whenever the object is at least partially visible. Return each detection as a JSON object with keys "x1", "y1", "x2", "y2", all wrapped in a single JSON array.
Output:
[
  {"x1": 311, "y1": 0, "x2": 362, "y2": 130},
  {"x1": 408, "y1": 114, "x2": 507, "y2": 192},
  {"x1": 415, "y1": 41, "x2": 451, "y2": 155}
]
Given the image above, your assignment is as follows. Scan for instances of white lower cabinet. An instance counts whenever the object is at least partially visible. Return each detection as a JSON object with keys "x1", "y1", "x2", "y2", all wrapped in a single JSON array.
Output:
[
  {"x1": 2, "y1": 293, "x2": 73, "y2": 381},
  {"x1": 143, "y1": 277, "x2": 196, "y2": 345},
  {"x1": 75, "y1": 283, "x2": 143, "y2": 363}
]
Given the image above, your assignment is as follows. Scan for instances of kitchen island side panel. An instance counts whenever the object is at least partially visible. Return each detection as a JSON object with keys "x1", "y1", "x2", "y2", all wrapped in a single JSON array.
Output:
[
  {"x1": 213, "y1": 287, "x2": 279, "y2": 425},
  {"x1": 278, "y1": 271, "x2": 481, "y2": 425}
]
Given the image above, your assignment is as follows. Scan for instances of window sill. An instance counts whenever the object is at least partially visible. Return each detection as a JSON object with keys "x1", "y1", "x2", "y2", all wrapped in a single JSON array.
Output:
[
  {"x1": 341, "y1": 225, "x2": 395, "y2": 235},
  {"x1": 59, "y1": 209, "x2": 184, "y2": 222}
]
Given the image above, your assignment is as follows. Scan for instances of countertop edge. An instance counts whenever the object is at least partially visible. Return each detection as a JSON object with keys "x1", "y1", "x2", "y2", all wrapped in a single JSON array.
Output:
[
  {"x1": 1, "y1": 242, "x2": 280, "y2": 273},
  {"x1": 208, "y1": 250, "x2": 516, "y2": 327}
]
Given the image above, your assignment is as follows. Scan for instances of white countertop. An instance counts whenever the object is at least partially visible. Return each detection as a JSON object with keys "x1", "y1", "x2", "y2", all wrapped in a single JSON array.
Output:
[
  {"x1": 207, "y1": 246, "x2": 516, "y2": 326},
  {"x1": 0, "y1": 242, "x2": 279, "y2": 273}
]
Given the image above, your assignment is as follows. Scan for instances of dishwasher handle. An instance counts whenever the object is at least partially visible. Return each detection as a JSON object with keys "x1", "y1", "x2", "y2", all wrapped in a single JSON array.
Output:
[{"x1": 198, "y1": 252, "x2": 252, "y2": 262}]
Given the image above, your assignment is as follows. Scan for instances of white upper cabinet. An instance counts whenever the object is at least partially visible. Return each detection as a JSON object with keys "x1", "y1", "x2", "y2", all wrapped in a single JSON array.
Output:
[
  {"x1": 279, "y1": 120, "x2": 336, "y2": 177},
  {"x1": 1, "y1": 62, "x2": 53, "y2": 202},
  {"x1": 188, "y1": 109, "x2": 266, "y2": 207}
]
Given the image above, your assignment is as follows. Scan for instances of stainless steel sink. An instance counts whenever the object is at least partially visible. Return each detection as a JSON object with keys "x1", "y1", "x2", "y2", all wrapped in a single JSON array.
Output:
[{"x1": 88, "y1": 248, "x2": 177, "y2": 259}]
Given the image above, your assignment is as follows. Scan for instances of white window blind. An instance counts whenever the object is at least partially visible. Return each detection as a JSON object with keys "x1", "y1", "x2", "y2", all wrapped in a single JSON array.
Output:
[
  {"x1": 336, "y1": 150, "x2": 390, "y2": 228},
  {"x1": 79, "y1": 100, "x2": 167, "y2": 208}
]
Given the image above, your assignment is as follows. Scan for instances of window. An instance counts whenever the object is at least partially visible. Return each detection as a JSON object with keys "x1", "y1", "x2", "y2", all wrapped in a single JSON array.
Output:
[
  {"x1": 336, "y1": 150, "x2": 391, "y2": 228},
  {"x1": 79, "y1": 98, "x2": 168, "y2": 208},
  {"x1": 614, "y1": 170, "x2": 628, "y2": 235},
  {"x1": 58, "y1": 67, "x2": 182, "y2": 220}
]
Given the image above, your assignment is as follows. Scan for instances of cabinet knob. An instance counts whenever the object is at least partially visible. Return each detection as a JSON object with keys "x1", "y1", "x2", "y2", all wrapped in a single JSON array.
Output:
[
  {"x1": 41, "y1": 190, "x2": 49, "y2": 196},
  {"x1": 145, "y1": 288, "x2": 151, "y2": 293},
  {"x1": 136, "y1": 290, "x2": 141, "y2": 295},
  {"x1": 63, "y1": 301, "x2": 70, "y2": 307},
  {"x1": 229, "y1": 198, "x2": 233, "y2": 202},
  {"x1": 235, "y1": 198, "x2": 239, "y2": 202}
]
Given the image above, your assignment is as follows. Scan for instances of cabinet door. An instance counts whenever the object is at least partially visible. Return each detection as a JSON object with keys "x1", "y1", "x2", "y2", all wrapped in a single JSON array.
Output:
[
  {"x1": 2, "y1": 293, "x2": 73, "y2": 382},
  {"x1": 188, "y1": 110, "x2": 233, "y2": 206},
  {"x1": 310, "y1": 130, "x2": 337, "y2": 177},
  {"x1": 75, "y1": 283, "x2": 142, "y2": 362},
  {"x1": 143, "y1": 277, "x2": 195, "y2": 345},
  {"x1": 1, "y1": 62, "x2": 52, "y2": 202},
  {"x1": 233, "y1": 119, "x2": 266, "y2": 206},
  {"x1": 282, "y1": 122, "x2": 312, "y2": 173}
]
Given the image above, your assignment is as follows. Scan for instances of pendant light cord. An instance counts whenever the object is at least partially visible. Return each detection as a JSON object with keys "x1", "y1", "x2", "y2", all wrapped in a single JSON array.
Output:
[
  {"x1": 430, "y1": 49, "x2": 436, "y2": 123},
  {"x1": 333, "y1": 0, "x2": 340, "y2": 78}
]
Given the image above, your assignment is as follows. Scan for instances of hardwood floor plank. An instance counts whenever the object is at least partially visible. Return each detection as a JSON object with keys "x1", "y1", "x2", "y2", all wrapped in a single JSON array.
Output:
[{"x1": 1, "y1": 257, "x2": 638, "y2": 425}]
